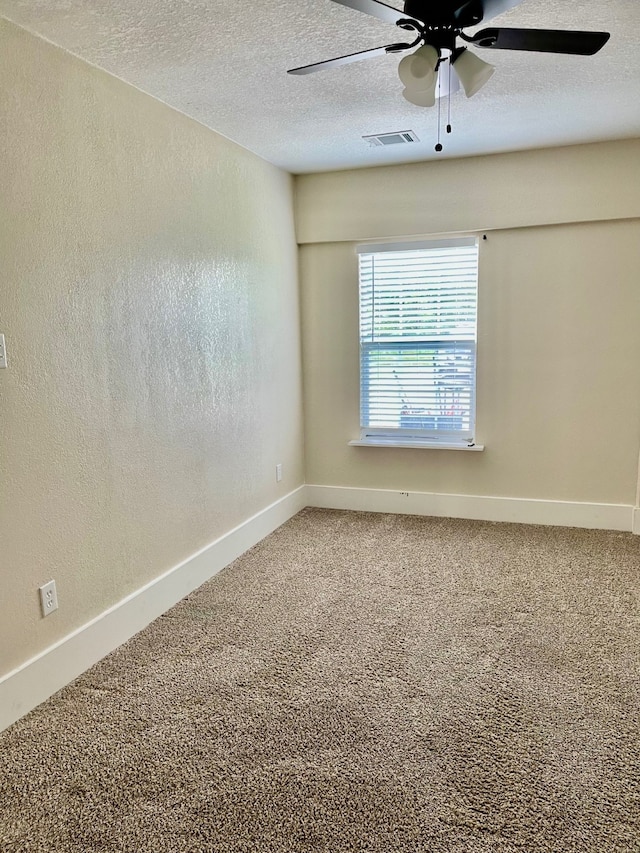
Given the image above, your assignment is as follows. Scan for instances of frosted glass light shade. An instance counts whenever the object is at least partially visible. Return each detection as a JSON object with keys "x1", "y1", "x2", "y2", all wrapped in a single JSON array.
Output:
[
  {"x1": 402, "y1": 85, "x2": 436, "y2": 107},
  {"x1": 398, "y1": 45, "x2": 439, "y2": 91},
  {"x1": 451, "y1": 48, "x2": 495, "y2": 98}
]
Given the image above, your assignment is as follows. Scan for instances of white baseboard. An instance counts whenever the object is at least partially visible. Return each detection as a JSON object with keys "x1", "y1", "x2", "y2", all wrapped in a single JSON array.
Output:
[
  {"x1": 305, "y1": 485, "x2": 634, "y2": 532},
  {"x1": 0, "y1": 486, "x2": 307, "y2": 733},
  {"x1": 2, "y1": 483, "x2": 634, "y2": 732}
]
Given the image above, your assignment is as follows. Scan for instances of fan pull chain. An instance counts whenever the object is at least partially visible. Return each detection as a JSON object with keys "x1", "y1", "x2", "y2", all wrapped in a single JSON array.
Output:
[
  {"x1": 447, "y1": 58, "x2": 452, "y2": 134},
  {"x1": 435, "y1": 70, "x2": 443, "y2": 152}
]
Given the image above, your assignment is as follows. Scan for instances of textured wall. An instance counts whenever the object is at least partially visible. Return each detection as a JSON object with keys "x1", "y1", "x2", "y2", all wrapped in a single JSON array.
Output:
[
  {"x1": 299, "y1": 161, "x2": 640, "y2": 503},
  {"x1": 0, "y1": 19, "x2": 303, "y2": 676}
]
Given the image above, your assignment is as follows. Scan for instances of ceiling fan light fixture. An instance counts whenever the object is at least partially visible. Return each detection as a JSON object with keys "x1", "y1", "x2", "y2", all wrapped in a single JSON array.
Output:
[
  {"x1": 451, "y1": 47, "x2": 495, "y2": 98},
  {"x1": 402, "y1": 84, "x2": 436, "y2": 107},
  {"x1": 398, "y1": 44, "x2": 439, "y2": 91}
]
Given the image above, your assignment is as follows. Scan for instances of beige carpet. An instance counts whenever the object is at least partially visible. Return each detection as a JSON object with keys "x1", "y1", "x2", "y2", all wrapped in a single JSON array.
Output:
[{"x1": 1, "y1": 509, "x2": 639, "y2": 852}]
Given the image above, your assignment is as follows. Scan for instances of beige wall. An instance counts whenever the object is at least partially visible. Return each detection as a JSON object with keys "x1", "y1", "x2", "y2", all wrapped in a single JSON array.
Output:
[
  {"x1": 0, "y1": 19, "x2": 304, "y2": 676},
  {"x1": 2, "y1": 15, "x2": 639, "y2": 687},
  {"x1": 295, "y1": 139, "x2": 640, "y2": 244},
  {"x1": 298, "y1": 148, "x2": 640, "y2": 504}
]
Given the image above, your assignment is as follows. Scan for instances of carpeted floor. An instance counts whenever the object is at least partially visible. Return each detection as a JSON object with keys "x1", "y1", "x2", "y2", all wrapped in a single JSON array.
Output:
[{"x1": 1, "y1": 508, "x2": 639, "y2": 852}]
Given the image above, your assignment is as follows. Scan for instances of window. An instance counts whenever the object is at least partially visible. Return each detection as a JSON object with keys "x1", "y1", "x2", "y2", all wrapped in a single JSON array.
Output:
[{"x1": 356, "y1": 237, "x2": 479, "y2": 447}]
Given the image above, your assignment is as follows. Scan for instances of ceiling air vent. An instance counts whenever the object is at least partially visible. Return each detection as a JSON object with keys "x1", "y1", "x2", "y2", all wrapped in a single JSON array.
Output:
[{"x1": 363, "y1": 130, "x2": 420, "y2": 147}]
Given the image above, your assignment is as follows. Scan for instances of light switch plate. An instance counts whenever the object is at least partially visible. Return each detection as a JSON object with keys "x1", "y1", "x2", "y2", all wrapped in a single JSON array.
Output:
[{"x1": 0, "y1": 334, "x2": 6, "y2": 369}]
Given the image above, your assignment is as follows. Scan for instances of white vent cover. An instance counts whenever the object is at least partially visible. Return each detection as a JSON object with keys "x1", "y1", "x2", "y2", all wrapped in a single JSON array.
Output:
[{"x1": 363, "y1": 130, "x2": 420, "y2": 147}]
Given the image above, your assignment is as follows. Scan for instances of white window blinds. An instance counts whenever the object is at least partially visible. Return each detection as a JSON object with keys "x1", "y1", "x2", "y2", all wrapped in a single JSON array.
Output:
[{"x1": 357, "y1": 238, "x2": 478, "y2": 443}]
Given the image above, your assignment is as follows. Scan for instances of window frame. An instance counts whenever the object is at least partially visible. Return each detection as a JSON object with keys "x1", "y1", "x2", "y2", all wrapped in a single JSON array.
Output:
[{"x1": 355, "y1": 236, "x2": 480, "y2": 449}]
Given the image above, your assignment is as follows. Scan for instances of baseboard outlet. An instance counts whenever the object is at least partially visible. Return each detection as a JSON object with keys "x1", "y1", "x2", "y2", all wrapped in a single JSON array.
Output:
[
  {"x1": 305, "y1": 485, "x2": 634, "y2": 532},
  {"x1": 0, "y1": 486, "x2": 306, "y2": 733}
]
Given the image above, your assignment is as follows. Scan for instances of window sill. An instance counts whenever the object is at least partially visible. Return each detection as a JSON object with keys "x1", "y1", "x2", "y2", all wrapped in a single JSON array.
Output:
[{"x1": 348, "y1": 439, "x2": 485, "y2": 451}]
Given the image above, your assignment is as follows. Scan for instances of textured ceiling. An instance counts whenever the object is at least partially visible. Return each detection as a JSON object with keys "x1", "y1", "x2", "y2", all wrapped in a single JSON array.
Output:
[{"x1": 1, "y1": 0, "x2": 639, "y2": 173}]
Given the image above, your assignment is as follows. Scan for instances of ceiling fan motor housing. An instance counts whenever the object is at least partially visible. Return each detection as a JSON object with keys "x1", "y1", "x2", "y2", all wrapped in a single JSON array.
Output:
[
  {"x1": 403, "y1": 0, "x2": 484, "y2": 29},
  {"x1": 401, "y1": 0, "x2": 486, "y2": 52}
]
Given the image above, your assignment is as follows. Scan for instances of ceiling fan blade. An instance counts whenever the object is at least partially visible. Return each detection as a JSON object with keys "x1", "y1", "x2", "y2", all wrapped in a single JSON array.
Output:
[
  {"x1": 477, "y1": 0, "x2": 525, "y2": 24},
  {"x1": 288, "y1": 42, "x2": 411, "y2": 75},
  {"x1": 329, "y1": 0, "x2": 424, "y2": 27},
  {"x1": 468, "y1": 27, "x2": 610, "y2": 55}
]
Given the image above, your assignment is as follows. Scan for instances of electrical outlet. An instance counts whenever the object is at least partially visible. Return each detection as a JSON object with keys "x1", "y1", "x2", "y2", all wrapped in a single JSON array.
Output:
[
  {"x1": 275, "y1": 463, "x2": 283, "y2": 483},
  {"x1": 0, "y1": 334, "x2": 7, "y2": 369},
  {"x1": 39, "y1": 580, "x2": 58, "y2": 617}
]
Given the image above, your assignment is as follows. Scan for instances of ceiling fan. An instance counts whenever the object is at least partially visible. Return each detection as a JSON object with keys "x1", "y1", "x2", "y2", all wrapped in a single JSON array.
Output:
[{"x1": 287, "y1": 0, "x2": 610, "y2": 110}]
